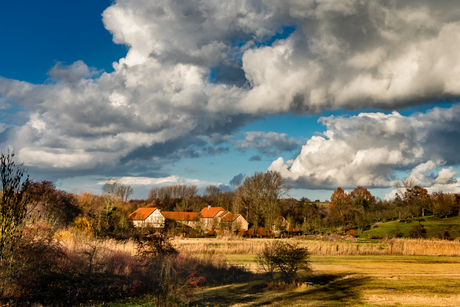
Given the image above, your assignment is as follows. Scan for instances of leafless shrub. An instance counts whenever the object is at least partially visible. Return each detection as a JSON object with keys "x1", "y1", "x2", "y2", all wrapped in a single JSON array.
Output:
[{"x1": 257, "y1": 241, "x2": 312, "y2": 283}]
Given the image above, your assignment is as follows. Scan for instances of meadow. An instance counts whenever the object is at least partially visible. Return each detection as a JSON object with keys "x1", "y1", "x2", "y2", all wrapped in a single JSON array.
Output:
[
  {"x1": 98, "y1": 236, "x2": 460, "y2": 307},
  {"x1": 3, "y1": 225, "x2": 460, "y2": 306},
  {"x1": 190, "y1": 238, "x2": 460, "y2": 307},
  {"x1": 187, "y1": 254, "x2": 460, "y2": 307},
  {"x1": 359, "y1": 215, "x2": 460, "y2": 240}
]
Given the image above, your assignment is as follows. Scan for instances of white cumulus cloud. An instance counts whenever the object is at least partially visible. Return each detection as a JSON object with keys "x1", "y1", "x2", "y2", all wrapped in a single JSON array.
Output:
[
  {"x1": 0, "y1": 0, "x2": 460, "y2": 178},
  {"x1": 269, "y1": 105, "x2": 460, "y2": 192}
]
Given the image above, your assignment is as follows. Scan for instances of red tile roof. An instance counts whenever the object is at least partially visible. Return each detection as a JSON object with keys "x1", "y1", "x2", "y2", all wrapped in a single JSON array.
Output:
[
  {"x1": 221, "y1": 213, "x2": 239, "y2": 222},
  {"x1": 127, "y1": 207, "x2": 158, "y2": 220},
  {"x1": 200, "y1": 206, "x2": 225, "y2": 218},
  {"x1": 218, "y1": 211, "x2": 229, "y2": 217},
  {"x1": 162, "y1": 211, "x2": 199, "y2": 221}
]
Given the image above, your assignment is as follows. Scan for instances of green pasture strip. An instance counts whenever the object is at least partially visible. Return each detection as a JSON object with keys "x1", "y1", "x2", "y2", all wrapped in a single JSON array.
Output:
[
  {"x1": 108, "y1": 295, "x2": 157, "y2": 307},
  {"x1": 310, "y1": 255, "x2": 460, "y2": 263},
  {"x1": 359, "y1": 276, "x2": 460, "y2": 296},
  {"x1": 224, "y1": 254, "x2": 460, "y2": 266},
  {"x1": 360, "y1": 215, "x2": 460, "y2": 239},
  {"x1": 225, "y1": 254, "x2": 257, "y2": 265}
]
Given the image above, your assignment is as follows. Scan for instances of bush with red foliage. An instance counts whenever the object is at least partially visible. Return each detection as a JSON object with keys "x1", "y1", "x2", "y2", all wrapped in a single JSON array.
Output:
[
  {"x1": 257, "y1": 227, "x2": 268, "y2": 237},
  {"x1": 346, "y1": 229, "x2": 358, "y2": 237}
]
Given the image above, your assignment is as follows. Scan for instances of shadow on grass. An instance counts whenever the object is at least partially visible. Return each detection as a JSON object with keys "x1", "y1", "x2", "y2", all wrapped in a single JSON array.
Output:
[
  {"x1": 194, "y1": 277, "x2": 266, "y2": 306},
  {"x1": 193, "y1": 273, "x2": 370, "y2": 307}
]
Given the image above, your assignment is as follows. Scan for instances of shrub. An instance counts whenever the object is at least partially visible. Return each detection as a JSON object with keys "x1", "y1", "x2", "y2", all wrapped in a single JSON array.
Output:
[
  {"x1": 388, "y1": 225, "x2": 403, "y2": 238},
  {"x1": 1, "y1": 226, "x2": 251, "y2": 306},
  {"x1": 1, "y1": 224, "x2": 135, "y2": 305},
  {"x1": 72, "y1": 216, "x2": 94, "y2": 236},
  {"x1": 0, "y1": 223, "x2": 64, "y2": 301},
  {"x1": 257, "y1": 227, "x2": 268, "y2": 237},
  {"x1": 346, "y1": 229, "x2": 357, "y2": 237},
  {"x1": 257, "y1": 241, "x2": 312, "y2": 283},
  {"x1": 132, "y1": 230, "x2": 205, "y2": 306},
  {"x1": 134, "y1": 230, "x2": 178, "y2": 258},
  {"x1": 409, "y1": 223, "x2": 426, "y2": 239},
  {"x1": 443, "y1": 231, "x2": 450, "y2": 239}
]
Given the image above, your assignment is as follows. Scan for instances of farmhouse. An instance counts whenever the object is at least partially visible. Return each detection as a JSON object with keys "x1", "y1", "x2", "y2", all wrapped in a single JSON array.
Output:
[
  {"x1": 127, "y1": 207, "x2": 165, "y2": 228},
  {"x1": 161, "y1": 211, "x2": 200, "y2": 228},
  {"x1": 199, "y1": 205, "x2": 225, "y2": 230},
  {"x1": 127, "y1": 205, "x2": 249, "y2": 233},
  {"x1": 219, "y1": 212, "x2": 249, "y2": 231}
]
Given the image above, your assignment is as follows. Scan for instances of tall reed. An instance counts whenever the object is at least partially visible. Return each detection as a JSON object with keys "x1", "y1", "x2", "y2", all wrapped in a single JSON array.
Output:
[{"x1": 173, "y1": 238, "x2": 460, "y2": 256}]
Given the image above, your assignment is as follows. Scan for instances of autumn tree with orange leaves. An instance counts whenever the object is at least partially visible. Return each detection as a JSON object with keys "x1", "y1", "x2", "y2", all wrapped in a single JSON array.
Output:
[
  {"x1": 350, "y1": 186, "x2": 375, "y2": 210},
  {"x1": 327, "y1": 187, "x2": 353, "y2": 228},
  {"x1": 327, "y1": 187, "x2": 368, "y2": 230}
]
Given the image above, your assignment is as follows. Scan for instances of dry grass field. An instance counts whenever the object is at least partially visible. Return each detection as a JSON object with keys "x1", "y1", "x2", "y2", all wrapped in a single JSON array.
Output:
[
  {"x1": 187, "y1": 254, "x2": 460, "y2": 307},
  {"x1": 188, "y1": 238, "x2": 460, "y2": 306},
  {"x1": 102, "y1": 236, "x2": 460, "y2": 306},
  {"x1": 52, "y1": 232, "x2": 460, "y2": 306}
]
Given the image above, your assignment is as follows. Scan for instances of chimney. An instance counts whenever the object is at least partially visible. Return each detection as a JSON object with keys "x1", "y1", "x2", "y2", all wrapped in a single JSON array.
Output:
[{"x1": 208, "y1": 205, "x2": 211, "y2": 210}]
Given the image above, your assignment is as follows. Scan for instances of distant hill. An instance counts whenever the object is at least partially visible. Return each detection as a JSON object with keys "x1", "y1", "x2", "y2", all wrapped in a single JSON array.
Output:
[
  {"x1": 360, "y1": 215, "x2": 460, "y2": 240},
  {"x1": 306, "y1": 202, "x2": 329, "y2": 207}
]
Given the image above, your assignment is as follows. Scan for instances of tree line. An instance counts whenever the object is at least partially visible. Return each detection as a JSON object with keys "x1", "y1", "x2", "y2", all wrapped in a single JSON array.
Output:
[{"x1": 2, "y1": 148, "x2": 460, "y2": 242}]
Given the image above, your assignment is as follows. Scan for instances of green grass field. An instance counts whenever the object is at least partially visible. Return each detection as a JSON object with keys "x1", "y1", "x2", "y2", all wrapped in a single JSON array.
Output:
[{"x1": 359, "y1": 215, "x2": 460, "y2": 240}]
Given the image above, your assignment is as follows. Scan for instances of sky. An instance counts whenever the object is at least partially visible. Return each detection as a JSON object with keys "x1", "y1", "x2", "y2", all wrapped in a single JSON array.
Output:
[{"x1": 1, "y1": 0, "x2": 460, "y2": 201}]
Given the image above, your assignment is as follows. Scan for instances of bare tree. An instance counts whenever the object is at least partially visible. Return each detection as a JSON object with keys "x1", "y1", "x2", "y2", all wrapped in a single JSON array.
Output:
[
  {"x1": 102, "y1": 178, "x2": 119, "y2": 195},
  {"x1": 393, "y1": 177, "x2": 417, "y2": 200},
  {"x1": 116, "y1": 184, "x2": 134, "y2": 202},
  {"x1": 148, "y1": 185, "x2": 197, "y2": 201},
  {"x1": 204, "y1": 185, "x2": 221, "y2": 199},
  {"x1": 234, "y1": 171, "x2": 289, "y2": 231},
  {"x1": 102, "y1": 178, "x2": 134, "y2": 202},
  {"x1": 0, "y1": 149, "x2": 33, "y2": 261}
]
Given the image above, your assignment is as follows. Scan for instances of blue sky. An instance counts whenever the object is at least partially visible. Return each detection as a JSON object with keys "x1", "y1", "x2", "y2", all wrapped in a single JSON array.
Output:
[
  {"x1": 0, "y1": 1, "x2": 126, "y2": 83},
  {"x1": 1, "y1": 0, "x2": 460, "y2": 201}
]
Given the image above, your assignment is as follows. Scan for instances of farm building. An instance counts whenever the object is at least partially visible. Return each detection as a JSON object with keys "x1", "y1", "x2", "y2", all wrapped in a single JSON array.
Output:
[
  {"x1": 161, "y1": 211, "x2": 200, "y2": 228},
  {"x1": 199, "y1": 206, "x2": 249, "y2": 232},
  {"x1": 127, "y1": 205, "x2": 248, "y2": 233},
  {"x1": 127, "y1": 207, "x2": 165, "y2": 228},
  {"x1": 219, "y1": 212, "x2": 249, "y2": 231},
  {"x1": 199, "y1": 205, "x2": 225, "y2": 230}
]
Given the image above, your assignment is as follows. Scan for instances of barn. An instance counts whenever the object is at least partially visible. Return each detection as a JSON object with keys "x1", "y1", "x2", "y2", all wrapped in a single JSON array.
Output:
[{"x1": 127, "y1": 207, "x2": 165, "y2": 228}]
